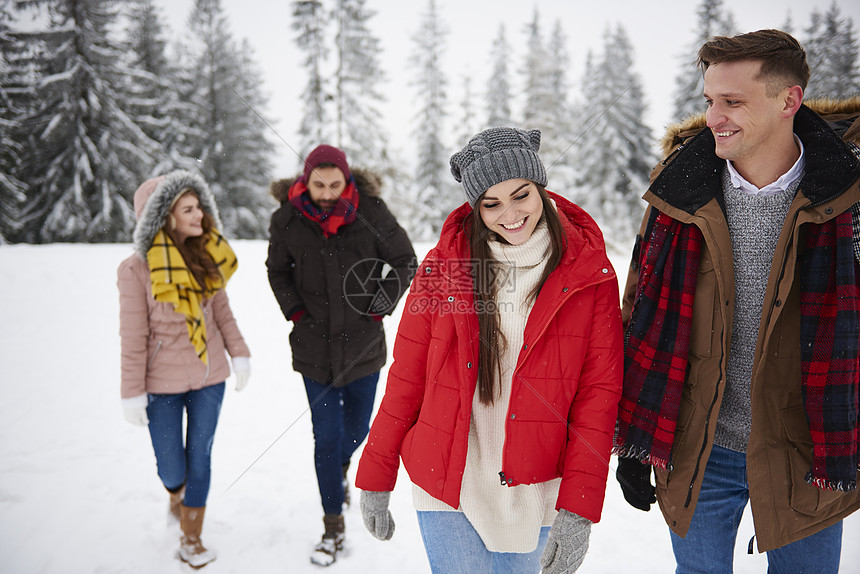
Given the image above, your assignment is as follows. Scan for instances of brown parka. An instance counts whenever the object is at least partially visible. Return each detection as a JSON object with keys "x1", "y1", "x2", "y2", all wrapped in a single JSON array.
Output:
[
  {"x1": 266, "y1": 170, "x2": 416, "y2": 387},
  {"x1": 621, "y1": 98, "x2": 860, "y2": 552}
]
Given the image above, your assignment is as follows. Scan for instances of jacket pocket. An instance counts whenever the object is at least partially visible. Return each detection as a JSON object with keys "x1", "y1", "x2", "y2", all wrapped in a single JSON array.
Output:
[
  {"x1": 293, "y1": 252, "x2": 310, "y2": 294},
  {"x1": 289, "y1": 316, "x2": 320, "y2": 364},
  {"x1": 426, "y1": 334, "x2": 455, "y2": 389},
  {"x1": 401, "y1": 419, "x2": 452, "y2": 493},
  {"x1": 147, "y1": 340, "x2": 163, "y2": 370},
  {"x1": 654, "y1": 394, "x2": 696, "y2": 491},
  {"x1": 781, "y1": 406, "x2": 851, "y2": 516},
  {"x1": 689, "y1": 253, "x2": 716, "y2": 359}
]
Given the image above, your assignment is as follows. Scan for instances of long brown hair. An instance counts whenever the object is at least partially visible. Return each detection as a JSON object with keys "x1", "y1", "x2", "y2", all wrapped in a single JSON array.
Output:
[
  {"x1": 468, "y1": 185, "x2": 567, "y2": 405},
  {"x1": 164, "y1": 190, "x2": 221, "y2": 290}
]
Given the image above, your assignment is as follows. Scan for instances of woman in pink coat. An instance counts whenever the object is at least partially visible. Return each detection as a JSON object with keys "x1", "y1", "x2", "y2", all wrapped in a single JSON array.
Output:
[
  {"x1": 117, "y1": 170, "x2": 251, "y2": 569},
  {"x1": 356, "y1": 128, "x2": 623, "y2": 573}
]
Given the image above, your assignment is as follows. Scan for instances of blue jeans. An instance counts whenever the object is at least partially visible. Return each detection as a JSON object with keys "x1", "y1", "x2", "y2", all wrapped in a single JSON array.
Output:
[
  {"x1": 671, "y1": 444, "x2": 843, "y2": 574},
  {"x1": 147, "y1": 383, "x2": 225, "y2": 508},
  {"x1": 417, "y1": 510, "x2": 550, "y2": 573},
  {"x1": 303, "y1": 372, "x2": 379, "y2": 515}
]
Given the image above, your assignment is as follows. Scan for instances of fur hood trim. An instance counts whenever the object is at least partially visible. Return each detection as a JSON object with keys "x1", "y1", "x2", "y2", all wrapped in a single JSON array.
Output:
[
  {"x1": 660, "y1": 97, "x2": 860, "y2": 157},
  {"x1": 270, "y1": 167, "x2": 382, "y2": 203},
  {"x1": 132, "y1": 170, "x2": 221, "y2": 259}
]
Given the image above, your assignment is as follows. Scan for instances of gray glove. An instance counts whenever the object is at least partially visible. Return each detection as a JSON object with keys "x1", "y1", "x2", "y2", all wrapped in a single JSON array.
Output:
[
  {"x1": 539, "y1": 509, "x2": 591, "y2": 574},
  {"x1": 360, "y1": 490, "x2": 395, "y2": 541}
]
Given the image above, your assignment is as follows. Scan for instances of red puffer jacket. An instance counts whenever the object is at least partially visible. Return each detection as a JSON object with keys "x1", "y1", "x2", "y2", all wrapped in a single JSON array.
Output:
[{"x1": 356, "y1": 192, "x2": 623, "y2": 523}]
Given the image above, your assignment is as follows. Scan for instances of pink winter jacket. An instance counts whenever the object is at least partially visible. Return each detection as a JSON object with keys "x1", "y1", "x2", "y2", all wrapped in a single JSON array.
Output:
[{"x1": 118, "y1": 254, "x2": 250, "y2": 398}]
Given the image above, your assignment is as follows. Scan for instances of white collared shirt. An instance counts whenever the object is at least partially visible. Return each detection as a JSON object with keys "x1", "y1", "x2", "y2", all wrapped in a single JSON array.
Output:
[{"x1": 727, "y1": 135, "x2": 805, "y2": 196}]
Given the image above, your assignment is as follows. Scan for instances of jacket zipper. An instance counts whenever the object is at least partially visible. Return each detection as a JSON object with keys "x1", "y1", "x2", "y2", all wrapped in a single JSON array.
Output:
[
  {"x1": 762, "y1": 208, "x2": 802, "y2": 342},
  {"x1": 200, "y1": 303, "x2": 210, "y2": 386},
  {"x1": 685, "y1": 229, "x2": 730, "y2": 508},
  {"x1": 684, "y1": 206, "x2": 803, "y2": 508},
  {"x1": 498, "y1": 270, "x2": 615, "y2": 487},
  {"x1": 685, "y1": 320, "x2": 724, "y2": 508},
  {"x1": 147, "y1": 340, "x2": 162, "y2": 370}
]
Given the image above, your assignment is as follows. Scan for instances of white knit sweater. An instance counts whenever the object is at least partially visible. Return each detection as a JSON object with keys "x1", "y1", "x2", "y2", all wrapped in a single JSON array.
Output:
[{"x1": 413, "y1": 221, "x2": 560, "y2": 553}]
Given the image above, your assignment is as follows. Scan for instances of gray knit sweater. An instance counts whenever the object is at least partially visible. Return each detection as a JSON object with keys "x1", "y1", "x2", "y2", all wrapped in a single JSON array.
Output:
[{"x1": 714, "y1": 168, "x2": 802, "y2": 453}]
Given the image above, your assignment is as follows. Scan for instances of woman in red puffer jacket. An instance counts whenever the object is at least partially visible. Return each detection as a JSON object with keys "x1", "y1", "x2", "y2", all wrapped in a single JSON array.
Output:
[{"x1": 356, "y1": 127, "x2": 623, "y2": 574}]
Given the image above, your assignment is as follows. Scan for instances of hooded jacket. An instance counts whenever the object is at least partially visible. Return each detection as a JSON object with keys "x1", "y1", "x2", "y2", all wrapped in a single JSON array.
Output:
[
  {"x1": 621, "y1": 98, "x2": 860, "y2": 551},
  {"x1": 356, "y1": 193, "x2": 623, "y2": 524},
  {"x1": 118, "y1": 171, "x2": 250, "y2": 398},
  {"x1": 266, "y1": 170, "x2": 416, "y2": 387}
]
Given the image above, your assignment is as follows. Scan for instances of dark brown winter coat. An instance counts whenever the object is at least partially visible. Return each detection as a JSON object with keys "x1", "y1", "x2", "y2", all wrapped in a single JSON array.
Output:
[
  {"x1": 266, "y1": 169, "x2": 416, "y2": 387},
  {"x1": 621, "y1": 98, "x2": 860, "y2": 551}
]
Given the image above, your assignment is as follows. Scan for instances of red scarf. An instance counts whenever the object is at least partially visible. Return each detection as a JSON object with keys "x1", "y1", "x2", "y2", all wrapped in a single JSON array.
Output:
[
  {"x1": 616, "y1": 210, "x2": 860, "y2": 491},
  {"x1": 288, "y1": 178, "x2": 359, "y2": 237}
]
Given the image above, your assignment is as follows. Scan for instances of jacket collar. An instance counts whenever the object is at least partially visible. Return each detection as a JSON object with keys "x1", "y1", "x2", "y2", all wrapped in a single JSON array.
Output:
[
  {"x1": 650, "y1": 104, "x2": 860, "y2": 216},
  {"x1": 434, "y1": 191, "x2": 613, "y2": 290}
]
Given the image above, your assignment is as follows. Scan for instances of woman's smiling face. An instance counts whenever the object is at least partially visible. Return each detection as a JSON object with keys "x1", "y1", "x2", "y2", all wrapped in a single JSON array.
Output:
[
  {"x1": 171, "y1": 191, "x2": 204, "y2": 243},
  {"x1": 478, "y1": 178, "x2": 543, "y2": 245}
]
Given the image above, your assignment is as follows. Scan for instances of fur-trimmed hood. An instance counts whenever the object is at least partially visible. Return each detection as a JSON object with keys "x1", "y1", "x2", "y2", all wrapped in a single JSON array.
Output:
[
  {"x1": 659, "y1": 97, "x2": 860, "y2": 157},
  {"x1": 269, "y1": 168, "x2": 381, "y2": 203},
  {"x1": 132, "y1": 170, "x2": 221, "y2": 259}
]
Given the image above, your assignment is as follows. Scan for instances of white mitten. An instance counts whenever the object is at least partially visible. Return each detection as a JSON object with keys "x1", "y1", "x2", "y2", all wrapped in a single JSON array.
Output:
[
  {"x1": 232, "y1": 356, "x2": 251, "y2": 392},
  {"x1": 122, "y1": 394, "x2": 149, "y2": 426}
]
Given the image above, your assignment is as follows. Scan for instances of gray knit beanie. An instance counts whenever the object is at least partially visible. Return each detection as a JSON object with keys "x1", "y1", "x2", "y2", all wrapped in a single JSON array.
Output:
[{"x1": 450, "y1": 127, "x2": 547, "y2": 207}]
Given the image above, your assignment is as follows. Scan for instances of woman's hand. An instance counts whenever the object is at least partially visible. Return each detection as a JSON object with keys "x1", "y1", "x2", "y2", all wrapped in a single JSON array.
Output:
[
  {"x1": 232, "y1": 356, "x2": 251, "y2": 392},
  {"x1": 360, "y1": 490, "x2": 395, "y2": 541},
  {"x1": 121, "y1": 395, "x2": 149, "y2": 426},
  {"x1": 540, "y1": 509, "x2": 591, "y2": 574}
]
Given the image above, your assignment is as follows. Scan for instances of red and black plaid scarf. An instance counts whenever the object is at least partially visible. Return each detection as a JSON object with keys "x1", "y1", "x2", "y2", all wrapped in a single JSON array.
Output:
[
  {"x1": 616, "y1": 210, "x2": 860, "y2": 491},
  {"x1": 288, "y1": 178, "x2": 359, "y2": 237}
]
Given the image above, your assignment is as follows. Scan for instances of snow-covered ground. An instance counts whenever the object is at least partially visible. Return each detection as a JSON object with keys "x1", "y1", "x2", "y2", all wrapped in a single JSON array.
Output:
[{"x1": 1, "y1": 240, "x2": 857, "y2": 573}]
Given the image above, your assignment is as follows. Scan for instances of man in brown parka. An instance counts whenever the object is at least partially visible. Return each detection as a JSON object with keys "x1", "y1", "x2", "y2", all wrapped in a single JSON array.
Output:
[{"x1": 614, "y1": 29, "x2": 860, "y2": 573}]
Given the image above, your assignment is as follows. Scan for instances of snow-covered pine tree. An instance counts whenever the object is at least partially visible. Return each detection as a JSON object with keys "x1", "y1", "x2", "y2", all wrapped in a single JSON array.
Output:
[
  {"x1": 406, "y1": 0, "x2": 458, "y2": 241},
  {"x1": 293, "y1": 0, "x2": 330, "y2": 161},
  {"x1": 333, "y1": 0, "x2": 387, "y2": 169},
  {"x1": 804, "y1": 1, "x2": 860, "y2": 100},
  {"x1": 10, "y1": 0, "x2": 159, "y2": 243},
  {"x1": 543, "y1": 19, "x2": 574, "y2": 184},
  {"x1": 781, "y1": 11, "x2": 795, "y2": 36},
  {"x1": 0, "y1": 0, "x2": 27, "y2": 242},
  {"x1": 520, "y1": 9, "x2": 557, "y2": 147},
  {"x1": 571, "y1": 24, "x2": 653, "y2": 251},
  {"x1": 454, "y1": 71, "x2": 478, "y2": 150},
  {"x1": 178, "y1": 0, "x2": 274, "y2": 238},
  {"x1": 122, "y1": 0, "x2": 198, "y2": 174},
  {"x1": 222, "y1": 40, "x2": 278, "y2": 236},
  {"x1": 672, "y1": 0, "x2": 737, "y2": 121},
  {"x1": 485, "y1": 23, "x2": 512, "y2": 128}
]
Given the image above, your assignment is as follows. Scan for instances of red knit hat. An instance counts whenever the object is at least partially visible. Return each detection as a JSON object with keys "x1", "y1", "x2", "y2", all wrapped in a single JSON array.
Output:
[{"x1": 301, "y1": 144, "x2": 351, "y2": 183}]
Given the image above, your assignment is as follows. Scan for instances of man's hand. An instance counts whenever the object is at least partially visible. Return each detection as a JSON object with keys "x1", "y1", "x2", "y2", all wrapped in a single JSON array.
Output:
[{"x1": 616, "y1": 457, "x2": 656, "y2": 511}]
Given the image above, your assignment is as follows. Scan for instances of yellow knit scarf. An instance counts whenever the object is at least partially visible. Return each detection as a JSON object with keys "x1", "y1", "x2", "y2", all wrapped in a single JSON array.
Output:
[{"x1": 147, "y1": 229, "x2": 237, "y2": 364}]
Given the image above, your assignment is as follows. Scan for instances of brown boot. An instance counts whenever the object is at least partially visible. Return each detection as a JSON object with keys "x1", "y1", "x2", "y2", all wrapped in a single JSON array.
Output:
[
  {"x1": 179, "y1": 504, "x2": 216, "y2": 568},
  {"x1": 168, "y1": 484, "x2": 185, "y2": 522},
  {"x1": 310, "y1": 513, "x2": 344, "y2": 567}
]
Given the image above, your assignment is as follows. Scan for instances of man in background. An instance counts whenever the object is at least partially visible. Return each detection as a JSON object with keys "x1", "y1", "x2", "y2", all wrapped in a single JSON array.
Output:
[{"x1": 266, "y1": 144, "x2": 415, "y2": 566}]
